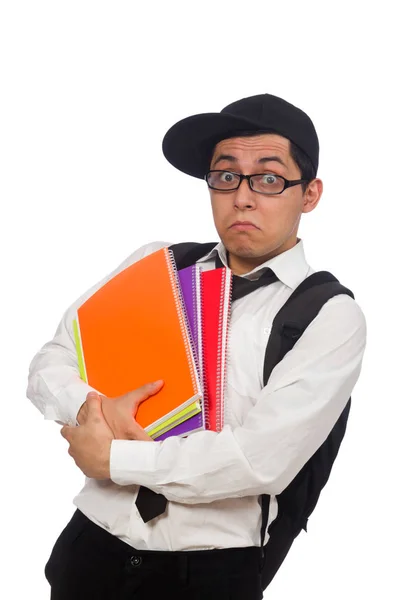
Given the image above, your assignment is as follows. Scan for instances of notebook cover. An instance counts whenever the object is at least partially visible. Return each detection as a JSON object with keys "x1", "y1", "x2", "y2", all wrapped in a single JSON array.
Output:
[
  {"x1": 73, "y1": 247, "x2": 202, "y2": 431},
  {"x1": 201, "y1": 267, "x2": 232, "y2": 432},
  {"x1": 177, "y1": 265, "x2": 203, "y2": 379},
  {"x1": 154, "y1": 411, "x2": 204, "y2": 441},
  {"x1": 172, "y1": 264, "x2": 205, "y2": 436},
  {"x1": 148, "y1": 399, "x2": 201, "y2": 437}
]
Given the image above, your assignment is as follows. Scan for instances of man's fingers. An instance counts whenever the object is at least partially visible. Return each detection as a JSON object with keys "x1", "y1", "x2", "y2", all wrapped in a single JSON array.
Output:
[
  {"x1": 86, "y1": 392, "x2": 101, "y2": 408},
  {"x1": 84, "y1": 392, "x2": 104, "y2": 422},
  {"x1": 60, "y1": 425, "x2": 70, "y2": 439},
  {"x1": 60, "y1": 425, "x2": 75, "y2": 450}
]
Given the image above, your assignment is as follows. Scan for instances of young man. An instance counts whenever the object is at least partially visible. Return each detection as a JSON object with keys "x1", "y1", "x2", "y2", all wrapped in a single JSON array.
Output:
[{"x1": 26, "y1": 94, "x2": 367, "y2": 600}]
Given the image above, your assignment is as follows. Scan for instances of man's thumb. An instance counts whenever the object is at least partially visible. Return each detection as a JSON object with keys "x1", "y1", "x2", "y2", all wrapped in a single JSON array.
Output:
[
  {"x1": 134, "y1": 380, "x2": 164, "y2": 403},
  {"x1": 145, "y1": 380, "x2": 164, "y2": 395}
]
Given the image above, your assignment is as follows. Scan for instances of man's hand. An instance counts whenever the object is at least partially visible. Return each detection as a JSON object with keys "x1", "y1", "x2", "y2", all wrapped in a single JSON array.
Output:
[
  {"x1": 77, "y1": 380, "x2": 164, "y2": 441},
  {"x1": 61, "y1": 392, "x2": 115, "y2": 479}
]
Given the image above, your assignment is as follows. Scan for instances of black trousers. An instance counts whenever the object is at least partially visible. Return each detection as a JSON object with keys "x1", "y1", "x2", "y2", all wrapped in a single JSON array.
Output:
[{"x1": 45, "y1": 509, "x2": 264, "y2": 599}]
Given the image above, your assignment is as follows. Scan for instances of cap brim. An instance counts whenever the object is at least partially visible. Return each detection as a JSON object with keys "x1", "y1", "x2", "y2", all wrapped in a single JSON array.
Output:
[{"x1": 162, "y1": 113, "x2": 275, "y2": 179}]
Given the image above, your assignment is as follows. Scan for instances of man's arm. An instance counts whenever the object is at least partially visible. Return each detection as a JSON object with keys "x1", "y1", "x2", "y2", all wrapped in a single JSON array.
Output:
[
  {"x1": 26, "y1": 241, "x2": 171, "y2": 426},
  {"x1": 110, "y1": 295, "x2": 367, "y2": 503}
]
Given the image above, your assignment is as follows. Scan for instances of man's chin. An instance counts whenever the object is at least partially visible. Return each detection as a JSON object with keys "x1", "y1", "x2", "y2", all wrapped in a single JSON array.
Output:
[{"x1": 223, "y1": 241, "x2": 262, "y2": 259}]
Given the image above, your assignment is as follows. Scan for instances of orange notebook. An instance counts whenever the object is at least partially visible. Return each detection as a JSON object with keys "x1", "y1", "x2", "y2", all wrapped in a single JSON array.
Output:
[{"x1": 73, "y1": 247, "x2": 202, "y2": 433}]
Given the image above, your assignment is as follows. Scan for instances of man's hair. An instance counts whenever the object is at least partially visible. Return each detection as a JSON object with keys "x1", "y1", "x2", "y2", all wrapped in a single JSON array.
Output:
[{"x1": 211, "y1": 130, "x2": 316, "y2": 193}]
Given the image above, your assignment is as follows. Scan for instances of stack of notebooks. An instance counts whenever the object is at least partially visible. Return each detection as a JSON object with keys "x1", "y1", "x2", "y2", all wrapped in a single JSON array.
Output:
[{"x1": 73, "y1": 247, "x2": 233, "y2": 441}]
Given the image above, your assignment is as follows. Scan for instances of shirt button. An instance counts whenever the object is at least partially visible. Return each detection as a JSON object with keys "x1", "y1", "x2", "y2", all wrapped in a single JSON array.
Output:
[
  {"x1": 130, "y1": 556, "x2": 142, "y2": 567},
  {"x1": 264, "y1": 327, "x2": 271, "y2": 335}
]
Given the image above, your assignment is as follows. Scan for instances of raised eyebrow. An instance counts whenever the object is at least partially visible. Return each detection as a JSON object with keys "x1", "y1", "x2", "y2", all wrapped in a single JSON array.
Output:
[
  {"x1": 212, "y1": 154, "x2": 236, "y2": 167},
  {"x1": 257, "y1": 156, "x2": 287, "y2": 168},
  {"x1": 212, "y1": 154, "x2": 287, "y2": 169}
]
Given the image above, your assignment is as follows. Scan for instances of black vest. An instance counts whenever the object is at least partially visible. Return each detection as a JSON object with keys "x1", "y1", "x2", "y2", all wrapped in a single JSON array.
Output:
[{"x1": 169, "y1": 241, "x2": 354, "y2": 592}]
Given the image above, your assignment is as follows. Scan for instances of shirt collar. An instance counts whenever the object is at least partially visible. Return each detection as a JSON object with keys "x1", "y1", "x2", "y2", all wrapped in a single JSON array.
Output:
[{"x1": 196, "y1": 237, "x2": 311, "y2": 290}]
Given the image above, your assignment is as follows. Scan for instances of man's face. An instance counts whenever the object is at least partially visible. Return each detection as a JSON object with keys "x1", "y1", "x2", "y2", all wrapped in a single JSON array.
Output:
[{"x1": 208, "y1": 133, "x2": 320, "y2": 275}]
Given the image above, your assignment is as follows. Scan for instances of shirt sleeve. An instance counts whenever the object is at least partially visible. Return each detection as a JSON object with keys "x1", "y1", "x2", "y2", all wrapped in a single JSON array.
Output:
[
  {"x1": 110, "y1": 294, "x2": 367, "y2": 503},
  {"x1": 26, "y1": 241, "x2": 171, "y2": 426}
]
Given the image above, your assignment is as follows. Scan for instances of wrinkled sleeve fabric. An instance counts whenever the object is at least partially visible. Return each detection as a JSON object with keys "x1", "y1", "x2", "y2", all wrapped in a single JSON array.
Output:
[
  {"x1": 110, "y1": 294, "x2": 367, "y2": 503},
  {"x1": 26, "y1": 241, "x2": 171, "y2": 426}
]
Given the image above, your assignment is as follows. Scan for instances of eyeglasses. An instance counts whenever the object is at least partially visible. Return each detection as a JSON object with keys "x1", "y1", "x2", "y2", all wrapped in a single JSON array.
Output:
[{"x1": 205, "y1": 170, "x2": 308, "y2": 195}]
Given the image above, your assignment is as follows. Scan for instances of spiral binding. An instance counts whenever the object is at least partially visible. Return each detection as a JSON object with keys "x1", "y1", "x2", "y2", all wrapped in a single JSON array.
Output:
[
  {"x1": 218, "y1": 267, "x2": 232, "y2": 432},
  {"x1": 194, "y1": 264, "x2": 203, "y2": 385},
  {"x1": 165, "y1": 248, "x2": 201, "y2": 401},
  {"x1": 214, "y1": 267, "x2": 233, "y2": 433},
  {"x1": 185, "y1": 264, "x2": 204, "y2": 424}
]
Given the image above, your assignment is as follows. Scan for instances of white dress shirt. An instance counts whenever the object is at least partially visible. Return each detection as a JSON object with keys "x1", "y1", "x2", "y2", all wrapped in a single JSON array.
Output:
[{"x1": 26, "y1": 237, "x2": 367, "y2": 551}]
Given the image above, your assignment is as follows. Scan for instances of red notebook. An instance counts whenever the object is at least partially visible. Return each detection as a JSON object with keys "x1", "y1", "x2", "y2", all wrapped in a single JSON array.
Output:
[{"x1": 201, "y1": 267, "x2": 233, "y2": 432}]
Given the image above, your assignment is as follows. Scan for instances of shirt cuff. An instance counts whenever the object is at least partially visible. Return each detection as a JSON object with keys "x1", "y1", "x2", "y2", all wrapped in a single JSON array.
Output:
[
  {"x1": 110, "y1": 439, "x2": 159, "y2": 487},
  {"x1": 54, "y1": 381, "x2": 102, "y2": 425}
]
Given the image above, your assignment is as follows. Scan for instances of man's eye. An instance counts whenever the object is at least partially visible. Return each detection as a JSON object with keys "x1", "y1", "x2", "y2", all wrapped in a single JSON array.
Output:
[
  {"x1": 220, "y1": 172, "x2": 238, "y2": 183},
  {"x1": 261, "y1": 174, "x2": 278, "y2": 185}
]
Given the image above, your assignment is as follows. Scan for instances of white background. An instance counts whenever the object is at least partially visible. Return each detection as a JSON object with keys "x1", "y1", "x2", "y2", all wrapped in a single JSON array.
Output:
[{"x1": 1, "y1": 1, "x2": 395, "y2": 598}]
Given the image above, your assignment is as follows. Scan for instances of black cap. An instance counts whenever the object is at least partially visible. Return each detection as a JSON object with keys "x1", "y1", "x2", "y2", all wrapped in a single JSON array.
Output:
[{"x1": 162, "y1": 93, "x2": 319, "y2": 179}]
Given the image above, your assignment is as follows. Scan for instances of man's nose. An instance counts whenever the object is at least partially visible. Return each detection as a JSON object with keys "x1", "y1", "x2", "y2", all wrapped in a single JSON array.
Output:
[{"x1": 233, "y1": 178, "x2": 257, "y2": 209}]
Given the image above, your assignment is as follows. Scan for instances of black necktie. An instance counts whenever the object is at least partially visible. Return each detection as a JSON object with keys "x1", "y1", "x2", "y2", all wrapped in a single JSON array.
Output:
[
  {"x1": 215, "y1": 253, "x2": 278, "y2": 301},
  {"x1": 135, "y1": 485, "x2": 168, "y2": 523},
  {"x1": 135, "y1": 251, "x2": 278, "y2": 522}
]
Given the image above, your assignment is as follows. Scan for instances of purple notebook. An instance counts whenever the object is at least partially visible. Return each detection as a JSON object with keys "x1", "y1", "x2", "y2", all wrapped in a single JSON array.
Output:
[{"x1": 155, "y1": 264, "x2": 204, "y2": 441}]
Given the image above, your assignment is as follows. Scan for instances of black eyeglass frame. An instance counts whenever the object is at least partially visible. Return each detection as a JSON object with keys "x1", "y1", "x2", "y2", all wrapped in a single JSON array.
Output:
[{"x1": 205, "y1": 170, "x2": 309, "y2": 196}]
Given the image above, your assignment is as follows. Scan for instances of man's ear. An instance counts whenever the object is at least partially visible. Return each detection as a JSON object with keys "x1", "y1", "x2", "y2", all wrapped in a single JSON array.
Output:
[{"x1": 302, "y1": 178, "x2": 323, "y2": 213}]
